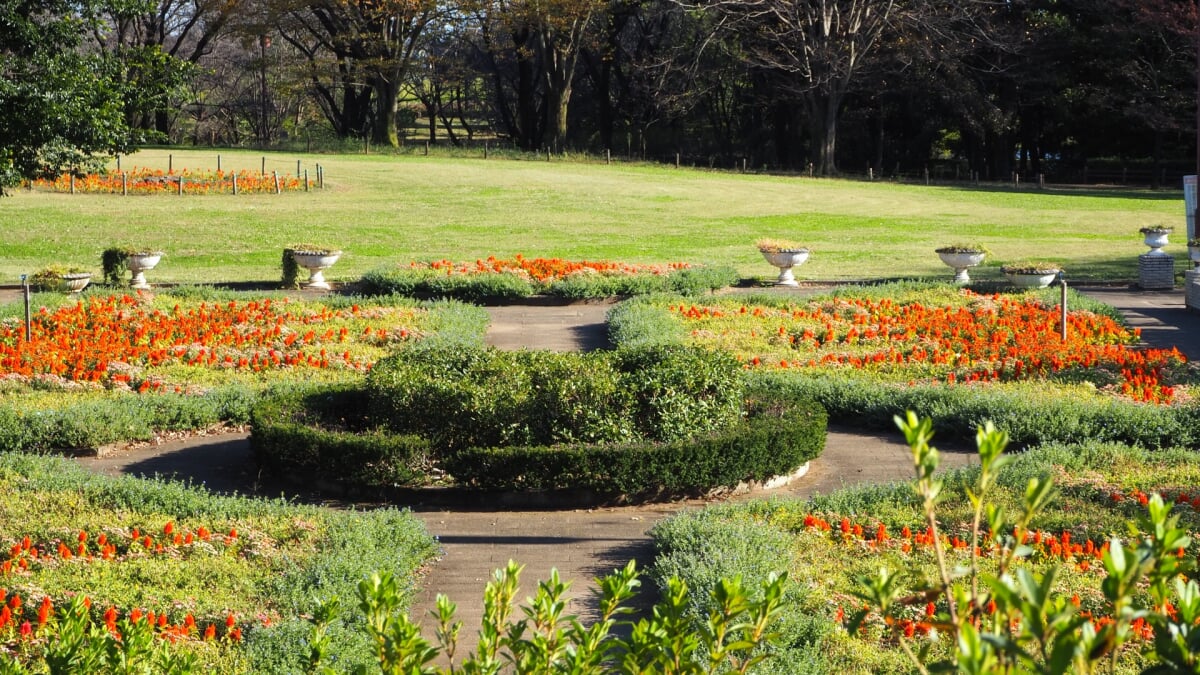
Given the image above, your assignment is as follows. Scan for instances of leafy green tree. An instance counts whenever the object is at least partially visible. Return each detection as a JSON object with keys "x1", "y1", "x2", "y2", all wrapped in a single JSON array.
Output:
[{"x1": 0, "y1": 0, "x2": 166, "y2": 188}]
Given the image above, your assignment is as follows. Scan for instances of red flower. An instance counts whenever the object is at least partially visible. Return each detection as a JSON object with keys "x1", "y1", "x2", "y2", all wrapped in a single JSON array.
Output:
[{"x1": 37, "y1": 596, "x2": 51, "y2": 625}]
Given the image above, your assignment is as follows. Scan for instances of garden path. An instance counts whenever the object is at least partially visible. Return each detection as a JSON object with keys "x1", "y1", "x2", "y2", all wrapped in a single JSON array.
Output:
[{"x1": 67, "y1": 284, "x2": 1200, "y2": 657}]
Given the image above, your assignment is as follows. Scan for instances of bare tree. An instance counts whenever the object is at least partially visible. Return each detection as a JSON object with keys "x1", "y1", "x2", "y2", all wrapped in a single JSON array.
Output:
[
  {"x1": 682, "y1": 0, "x2": 894, "y2": 174},
  {"x1": 279, "y1": 0, "x2": 443, "y2": 147},
  {"x1": 92, "y1": 0, "x2": 245, "y2": 137}
]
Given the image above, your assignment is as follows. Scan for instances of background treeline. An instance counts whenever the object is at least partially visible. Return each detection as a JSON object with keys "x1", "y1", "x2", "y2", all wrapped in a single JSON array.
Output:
[{"x1": 5, "y1": 0, "x2": 1198, "y2": 186}]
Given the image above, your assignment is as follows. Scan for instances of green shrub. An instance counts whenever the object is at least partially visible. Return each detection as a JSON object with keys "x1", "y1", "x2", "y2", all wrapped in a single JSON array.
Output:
[
  {"x1": 615, "y1": 343, "x2": 745, "y2": 442},
  {"x1": 606, "y1": 294, "x2": 688, "y2": 349},
  {"x1": 0, "y1": 387, "x2": 258, "y2": 453},
  {"x1": 441, "y1": 387, "x2": 826, "y2": 499},
  {"x1": 260, "y1": 344, "x2": 821, "y2": 498},
  {"x1": 360, "y1": 267, "x2": 536, "y2": 301},
  {"x1": 650, "y1": 503, "x2": 828, "y2": 672},
  {"x1": 666, "y1": 264, "x2": 741, "y2": 295},
  {"x1": 249, "y1": 385, "x2": 432, "y2": 490},
  {"x1": 368, "y1": 343, "x2": 744, "y2": 448}
]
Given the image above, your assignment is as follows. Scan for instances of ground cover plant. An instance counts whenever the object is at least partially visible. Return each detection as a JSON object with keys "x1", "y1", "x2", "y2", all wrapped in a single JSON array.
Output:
[
  {"x1": 0, "y1": 451, "x2": 437, "y2": 672},
  {"x1": 609, "y1": 284, "x2": 1199, "y2": 446},
  {"x1": 651, "y1": 421, "x2": 1200, "y2": 674},
  {"x1": 360, "y1": 256, "x2": 739, "y2": 300},
  {"x1": 0, "y1": 149, "x2": 1181, "y2": 284},
  {"x1": 0, "y1": 290, "x2": 488, "y2": 451}
]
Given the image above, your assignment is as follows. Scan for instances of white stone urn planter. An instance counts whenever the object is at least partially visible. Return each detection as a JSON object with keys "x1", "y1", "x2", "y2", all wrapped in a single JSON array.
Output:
[
  {"x1": 1002, "y1": 267, "x2": 1060, "y2": 289},
  {"x1": 935, "y1": 248, "x2": 986, "y2": 284},
  {"x1": 31, "y1": 268, "x2": 92, "y2": 293},
  {"x1": 1188, "y1": 243, "x2": 1200, "y2": 267},
  {"x1": 290, "y1": 250, "x2": 342, "y2": 290},
  {"x1": 1140, "y1": 228, "x2": 1171, "y2": 256},
  {"x1": 127, "y1": 253, "x2": 162, "y2": 290},
  {"x1": 758, "y1": 247, "x2": 810, "y2": 287},
  {"x1": 59, "y1": 273, "x2": 92, "y2": 293}
]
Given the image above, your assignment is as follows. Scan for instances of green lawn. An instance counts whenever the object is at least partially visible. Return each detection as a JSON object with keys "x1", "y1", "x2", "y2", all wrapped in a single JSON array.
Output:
[{"x1": 0, "y1": 148, "x2": 1184, "y2": 284}]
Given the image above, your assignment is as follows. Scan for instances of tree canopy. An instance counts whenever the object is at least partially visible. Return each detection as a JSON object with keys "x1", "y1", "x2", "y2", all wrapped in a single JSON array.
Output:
[
  {"x1": 0, "y1": 0, "x2": 191, "y2": 187},
  {"x1": 7, "y1": 0, "x2": 1199, "y2": 184}
]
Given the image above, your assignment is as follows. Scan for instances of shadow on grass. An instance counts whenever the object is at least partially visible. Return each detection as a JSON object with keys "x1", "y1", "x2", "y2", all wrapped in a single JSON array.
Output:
[{"x1": 925, "y1": 182, "x2": 1183, "y2": 202}]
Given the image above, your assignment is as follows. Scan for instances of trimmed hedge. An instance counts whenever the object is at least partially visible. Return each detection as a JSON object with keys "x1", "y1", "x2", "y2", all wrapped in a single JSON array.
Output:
[
  {"x1": 366, "y1": 343, "x2": 746, "y2": 447},
  {"x1": 440, "y1": 387, "x2": 827, "y2": 499},
  {"x1": 359, "y1": 264, "x2": 739, "y2": 300},
  {"x1": 249, "y1": 344, "x2": 828, "y2": 500},
  {"x1": 755, "y1": 371, "x2": 1200, "y2": 449},
  {"x1": 249, "y1": 386, "x2": 431, "y2": 490}
]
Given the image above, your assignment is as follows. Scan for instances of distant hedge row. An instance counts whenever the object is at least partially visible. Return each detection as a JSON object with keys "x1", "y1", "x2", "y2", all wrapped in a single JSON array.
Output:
[{"x1": 359, "y1": 264, "x2": 739, "y2": 301}]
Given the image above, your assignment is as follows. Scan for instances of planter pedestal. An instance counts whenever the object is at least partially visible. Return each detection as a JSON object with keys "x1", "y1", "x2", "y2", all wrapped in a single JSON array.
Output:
[
  {"x1": 1138, "y1": 253, "x2": 1175, "y2": 290},
  {"x1": 1187, "y1": 270, "x2": 1200, "y2": 311}
]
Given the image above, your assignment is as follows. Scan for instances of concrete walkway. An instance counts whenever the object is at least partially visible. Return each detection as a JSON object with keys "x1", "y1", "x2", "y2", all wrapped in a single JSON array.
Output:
[{"x1": 67, "y1": 283, "x2": 1200, "y2": 653}]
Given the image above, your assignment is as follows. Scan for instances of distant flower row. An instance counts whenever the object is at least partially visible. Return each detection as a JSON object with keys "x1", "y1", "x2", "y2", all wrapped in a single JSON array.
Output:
[
  {"x1": 29, "y1": 168, "x2": 306, "y2": 195},
  {"x1": 412, "y1": 255, "x2": 691, "y2": 284}
]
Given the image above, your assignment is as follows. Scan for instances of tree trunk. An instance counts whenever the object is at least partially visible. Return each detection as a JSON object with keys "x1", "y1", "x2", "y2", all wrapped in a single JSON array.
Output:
[
  {"x1": 542, "y1": 35, "x2": 577, "y2": 153},
  {"x1": 371, "y1": 75, "x2": 401, "y2": 148},
  {"x1": 806, "y1": 92, "x2": 841, "y2": 175},
  {"x1": 546, "y1": 85, "x2": 571, "y2": 152},
  {"x1": 425, "y1": 100, "x2": 438, "y2": 143}
]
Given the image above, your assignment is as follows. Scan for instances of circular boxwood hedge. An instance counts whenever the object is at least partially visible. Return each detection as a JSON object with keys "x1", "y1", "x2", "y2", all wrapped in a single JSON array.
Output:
[{"x1": 249, "y1": 345, "x2": 827, "y2": 502}]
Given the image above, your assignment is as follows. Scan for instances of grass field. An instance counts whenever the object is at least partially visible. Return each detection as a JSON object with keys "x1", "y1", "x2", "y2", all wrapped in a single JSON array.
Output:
[{"x1": 0, "y1": 148, "x2": 1185, "y2": 284}]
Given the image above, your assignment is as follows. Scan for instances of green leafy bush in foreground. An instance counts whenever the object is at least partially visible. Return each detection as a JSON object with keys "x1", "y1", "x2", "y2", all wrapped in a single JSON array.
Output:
[
  {"x1": 11, "y1": 558, "x2": 790, "y2": 675},
  {"x1": 652, "y1": 420, "x2": 1200, "y2": 674}
]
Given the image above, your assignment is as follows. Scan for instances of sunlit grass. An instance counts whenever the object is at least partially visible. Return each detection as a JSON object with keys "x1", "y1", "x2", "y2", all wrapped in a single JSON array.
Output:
[{"x1": 0, "y1": 148, "x2": 1182, "y2": 284}]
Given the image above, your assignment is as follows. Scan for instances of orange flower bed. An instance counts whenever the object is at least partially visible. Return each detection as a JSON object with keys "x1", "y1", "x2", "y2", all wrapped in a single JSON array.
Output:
[
  {"x1": 0, "y1": 589, "x2": 244, "y2": 646},
  {"x1": 797, "y1": 508, "x2": 1186, "y2": 645},
  {"x1": 670, "y1": 290, "x2": 1185, "y2": 403},
  {"x1": 30, "y1": 168, "x2": 305, "y2": 195},
  {"x1": 0, "y1": 521, "x2": 249, "y2": 645},
  {"x1": 414, "y1": 254, "x2": 690, "y2": 283},
  {"x1": 0, "y1": 295, "x2": 418, "y2": 391}
]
